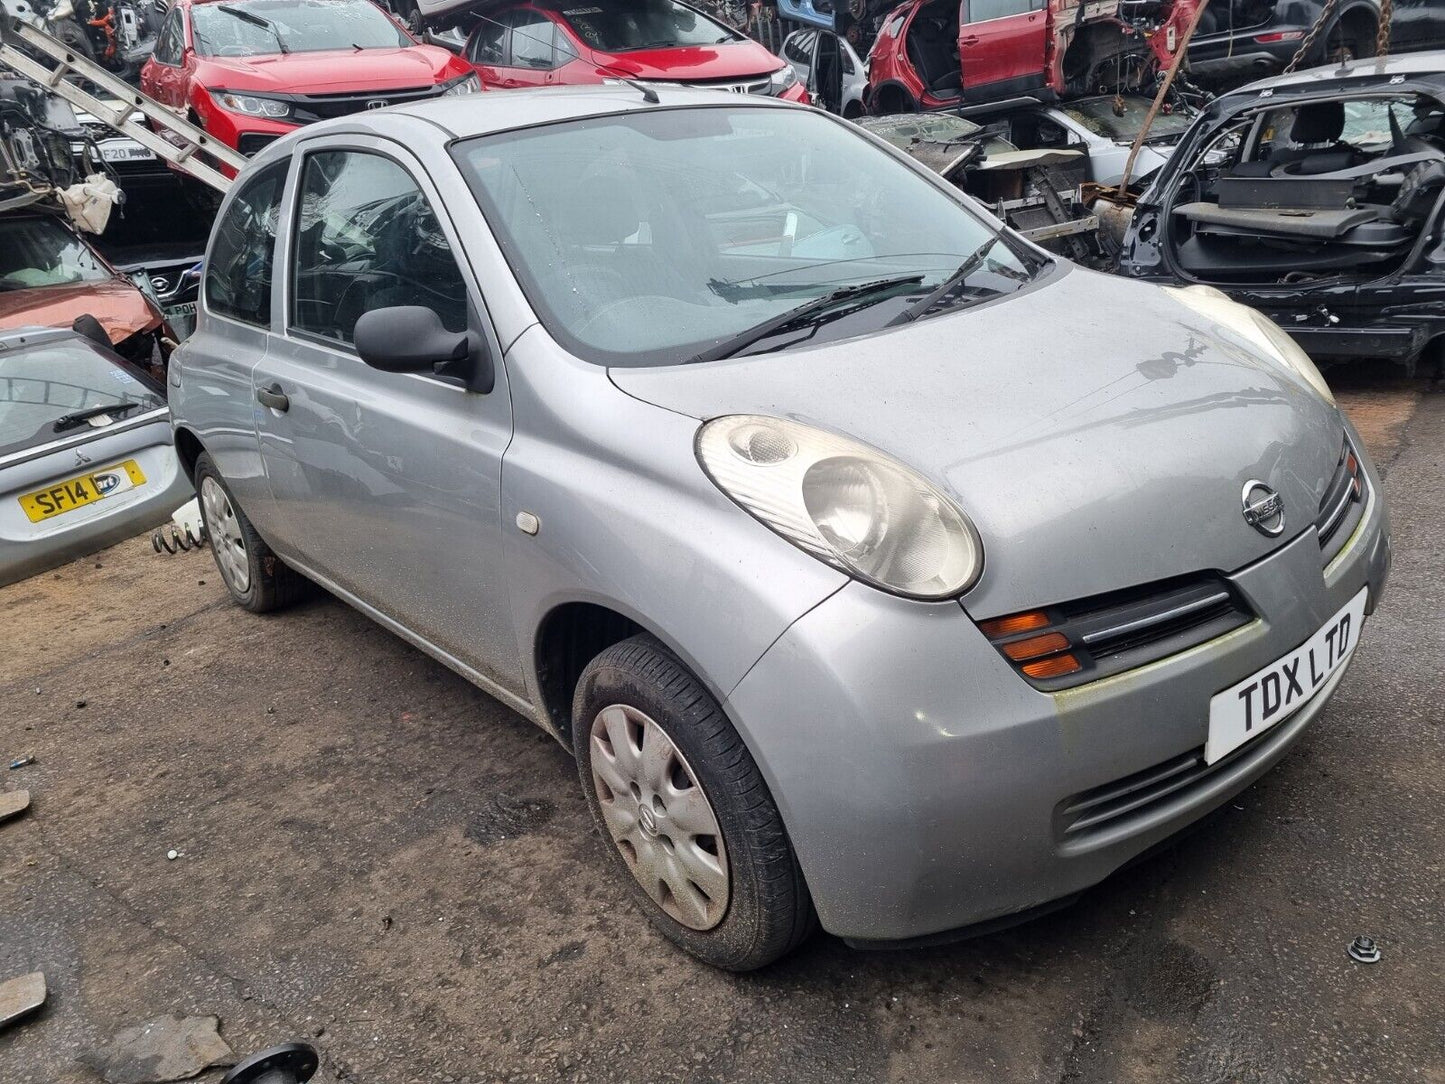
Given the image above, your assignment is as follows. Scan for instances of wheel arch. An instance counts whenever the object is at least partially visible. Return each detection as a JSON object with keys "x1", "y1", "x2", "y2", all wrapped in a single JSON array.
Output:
[{"x1": 173, "y1": 425, "x2": 204, "y2": 485}]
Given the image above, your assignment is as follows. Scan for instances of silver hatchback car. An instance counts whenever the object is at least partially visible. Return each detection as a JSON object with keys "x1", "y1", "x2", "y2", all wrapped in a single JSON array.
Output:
[{"x1": 170, "y1": 86, "x2": 1390, "y2": 970}]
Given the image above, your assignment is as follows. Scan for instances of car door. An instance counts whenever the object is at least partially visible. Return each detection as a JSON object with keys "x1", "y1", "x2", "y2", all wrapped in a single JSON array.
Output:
[
  {"x1": 464, "y1": 9, "x2": 509, "y2": 85},
  {"x1": 185, "y1": 158, "x2": 290, "y2": 540},
  {"x1": 783, "y1": 29, "x2": 816, "y2": 85},
  {"x1": 959, "y1": 0, "x2": 1047, "y2": 99},
  {"x1": 250, "y1": 137, "x2": 522, "y2": 693},
  {"x1": 143, "y1": 7, "x2": 186, "y2": 108},
  {"x1": 494, "y1": 9, "x2": 563, "y2": 88}
]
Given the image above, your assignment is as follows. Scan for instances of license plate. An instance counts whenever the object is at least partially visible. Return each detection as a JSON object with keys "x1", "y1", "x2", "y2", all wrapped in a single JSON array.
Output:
[
  {"x1": 99, "y1": 141, "x2": 155, "y2": 162},
  {"x1": 164, "y1": 302, "x2": 197, "y2": 319},
  {"x1": 1206, "y1": 587, "x2": 1367, "y2": 764},
  {"x1": 18, "y1": 460, "x2": 147, "y2": 523}
]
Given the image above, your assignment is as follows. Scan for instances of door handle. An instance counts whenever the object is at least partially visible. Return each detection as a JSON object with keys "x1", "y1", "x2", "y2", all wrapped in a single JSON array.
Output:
[
  {"x1": 960, "y1": 34, "x2": 980, "y2": 45},
  {"x1": 256, "y1": 383, "x2": 290, "y2": 412}
]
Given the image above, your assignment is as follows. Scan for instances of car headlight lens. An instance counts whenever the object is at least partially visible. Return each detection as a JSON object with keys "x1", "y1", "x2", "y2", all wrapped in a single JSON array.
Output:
[
  {"x1": 1166, "y1": 284, "x2": 1334, "y2": 405},
  {"x1": 443, "y1": 73, "x2": 481, "y2": 95},
  {"x1": 211, "y1": 91, "x2": 291, "y2": 119},
  {"x1": 697, "y1": 415, "x2": 983, "y2": 599},
  {"x1": 769, "y1": 65, "x2": 798, "y2": 95}
]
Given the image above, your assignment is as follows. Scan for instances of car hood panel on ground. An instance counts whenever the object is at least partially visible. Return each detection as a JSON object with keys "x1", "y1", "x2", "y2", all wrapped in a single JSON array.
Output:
[
  {"x1": 198, "y1": 47, "x2": 464, "y2": 93},
  {"x1": 0, "y1": 279, "x2": 161, "y2": 345},
  {"x1": 610, "y1": 267, "x2": 1345, "y2": 617}
]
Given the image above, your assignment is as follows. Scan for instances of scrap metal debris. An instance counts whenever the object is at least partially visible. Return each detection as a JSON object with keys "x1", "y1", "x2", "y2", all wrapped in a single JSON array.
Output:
[
  {"x1": 0, "y1": 971, "x2": 46, "y2": 1029},
  {"x1": 219, "y1": 1042, "x2": 319, "y2": 1084},
  {"x1": 1348, "y1": 935, "x2": 1382, "y2": 964},
  {"x1": 8, "y1": 754, "x2": 35, "y2": 770},
  {"x1": 89, "y1": 1014, "x2": 235, "y2": 1084},
  {"x1": 0, "y1": 789, "x2": 31, "y2": 823}
]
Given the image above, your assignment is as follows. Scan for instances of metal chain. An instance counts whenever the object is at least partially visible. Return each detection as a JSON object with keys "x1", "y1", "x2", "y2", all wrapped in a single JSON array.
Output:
[
  {"x1": 1377, "y1": 0, "x2": 1393, "y2": 58},
  {"x1": 1283, "y1": 0, "x2": 1341, "y2": 73}
]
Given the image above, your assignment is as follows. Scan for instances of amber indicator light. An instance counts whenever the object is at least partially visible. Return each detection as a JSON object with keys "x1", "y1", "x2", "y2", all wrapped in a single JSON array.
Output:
[
  {"x1": 1021, "y1": 654, "x2": 1084, "y2": 679},
  {"x1": 980, "y1": 611, "x2": 1050, "y2": 638},
  {"x1": 1001, "y1": 631, "x2": 1071, "y2": 661}
]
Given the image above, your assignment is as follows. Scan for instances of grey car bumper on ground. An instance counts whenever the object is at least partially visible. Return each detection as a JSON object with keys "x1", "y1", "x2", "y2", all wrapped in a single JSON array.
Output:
[{"x1": 727, "y1": 447, "x2": 1390, "y2": 944}]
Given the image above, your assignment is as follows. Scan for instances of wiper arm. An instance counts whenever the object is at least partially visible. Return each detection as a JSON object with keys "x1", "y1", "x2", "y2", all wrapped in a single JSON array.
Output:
[
  {"x1": 687, "y1": 274, "x2": 925, "y2": 363},
  {"x1": 218, "y1": 4, "x2": 289, "y2": 52},
  {"x1": 52, "y1": 402, "x2": 141, "y2": 433},
  {"x1": 887, "y1": 238, "x2": 1001, "y2": 326}
]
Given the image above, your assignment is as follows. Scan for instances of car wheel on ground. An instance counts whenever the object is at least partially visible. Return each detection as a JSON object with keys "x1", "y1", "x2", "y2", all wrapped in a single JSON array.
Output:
[
  {"x1": 572, "y1": 635, "x2": 816, "y2": 970},
  {"x1": 194, "y1": 453, "x2": 306, "y2": 613}
]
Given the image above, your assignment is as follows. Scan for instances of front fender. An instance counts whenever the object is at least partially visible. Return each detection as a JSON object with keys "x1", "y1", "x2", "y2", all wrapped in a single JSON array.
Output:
[{"x1": 499, "y1": 328, "x2": 848, "y2": 732}]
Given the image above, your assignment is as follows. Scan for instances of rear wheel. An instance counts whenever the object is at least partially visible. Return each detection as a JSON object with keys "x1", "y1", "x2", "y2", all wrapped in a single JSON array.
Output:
[
  {"x1": 194, "y1": 453, "x2": 306, "y2": 614},
  {"x1": 573, "y1": 635, "x2": 816, "y2": 970}
]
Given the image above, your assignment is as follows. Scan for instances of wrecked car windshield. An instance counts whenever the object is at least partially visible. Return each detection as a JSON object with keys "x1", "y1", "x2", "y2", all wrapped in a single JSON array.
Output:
[
  {"x1": 0, "y1": 217, "x2": 111, "y2": 292},
  {"x1": 560, "y1": 0, "x2": 740, "y2": 51},
  {"x1": 1061, "y1": 96, "x2": 1193, "y2": 143},
  {"x1": 454, "y1": 107, "x2": 1037, "y2": 366},
  {"x1": 0, "y1": 341, "x2": 164, "y2": 456},
  {"x1": 191, "y1": 0, "x2": 411, "y2": 56}
]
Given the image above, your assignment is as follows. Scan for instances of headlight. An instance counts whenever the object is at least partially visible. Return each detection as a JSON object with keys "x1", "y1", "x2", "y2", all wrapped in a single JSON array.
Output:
[
  {"x1": 1166, "y1": 284, "x2": 1334, "y2": 405},
  {"x1": 211, "y1": 91, "x2": 291, "y2": 119},
  {"x1": 769, "y1": 65, "x2": 798, "y2": 95},
  {"x1": 697, "y1": 415, "x2": 983, "y2": 599},
  {"x1": 443, "y1": 73, "x2": 481, "y2": 96}
]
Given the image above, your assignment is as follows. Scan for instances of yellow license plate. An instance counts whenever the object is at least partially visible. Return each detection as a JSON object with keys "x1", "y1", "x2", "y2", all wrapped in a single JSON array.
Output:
[{"x1": 18, "y1": 460, "x2": 147, "y2": 523}]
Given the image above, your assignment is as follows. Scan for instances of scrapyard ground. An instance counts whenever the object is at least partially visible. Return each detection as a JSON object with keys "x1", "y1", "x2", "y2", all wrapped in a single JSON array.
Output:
[{"x1": 1, "y1": 369, "x2": 1441, "y2": 1084}]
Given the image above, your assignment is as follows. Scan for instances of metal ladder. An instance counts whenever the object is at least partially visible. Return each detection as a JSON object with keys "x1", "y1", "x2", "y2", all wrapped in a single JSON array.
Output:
[{"x1": 0, "y1": 14, "x2": 245, "y2": 192}]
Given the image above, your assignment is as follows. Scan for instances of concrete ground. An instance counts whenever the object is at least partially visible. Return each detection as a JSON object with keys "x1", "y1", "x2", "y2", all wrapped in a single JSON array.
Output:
[{"x1": 1, "y1": 374, "x2": 1440, "y2": 1084}]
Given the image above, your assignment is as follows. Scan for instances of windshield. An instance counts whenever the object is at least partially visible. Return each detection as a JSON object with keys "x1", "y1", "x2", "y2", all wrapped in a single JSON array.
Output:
[
  {"x1": 559, "y1": 0, "x2": 740, "y2": 52},
  {"x1": 0, "y1": 340, "x2": 165, "y2": 456},
  {"x1": 0, "y1": 217, "x2": 111, "y2": 293},
  {"x1": 191, "y1": 0, "x2": 411, "y2": 56},
  {"x1": 454, "y1": 107, "x2": 1039, "y2": 366},
  {"x1": 1060, "y1": 96, "x2": 1194, "y2": 143}
]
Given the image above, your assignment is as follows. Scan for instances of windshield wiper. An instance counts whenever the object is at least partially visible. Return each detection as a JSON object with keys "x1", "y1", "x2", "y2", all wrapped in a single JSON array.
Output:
[
  {"x1": 52, "y1": 402, "x2": 141, "y2": 433},
  {"x1": 217, "y1": 4, "x2": 289, "y2": 52},
  {"x1": 687, "y1": 274, "x2": 925, "y2": 363},
  {"x1": 887, "y1": 238, "x2": 1003, "y2": 326}
]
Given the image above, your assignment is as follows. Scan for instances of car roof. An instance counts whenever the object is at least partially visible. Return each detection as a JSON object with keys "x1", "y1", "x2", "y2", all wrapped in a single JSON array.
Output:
[
  {"x1": 385, "y1": 83, "x2": 795, "y2": 139},
  {"x1": 1230, "y1": 50, "x2": 1445, "y2": 95}
]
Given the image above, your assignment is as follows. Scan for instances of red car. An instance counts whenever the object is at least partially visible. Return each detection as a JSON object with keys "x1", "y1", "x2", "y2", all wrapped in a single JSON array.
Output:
[
  {"x1": 140, "y1": 0, "x2": 480, "y2": 159},
  {"x1": 866, "y1": 0, "x2": 1196, "y2": 114},
  {"x1": 455, "y1": 0, "x2": 808, "y2": 101}
]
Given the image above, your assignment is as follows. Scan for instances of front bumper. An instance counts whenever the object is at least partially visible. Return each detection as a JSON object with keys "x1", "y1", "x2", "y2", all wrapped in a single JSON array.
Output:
[{"x1": 726, "y1": 436, "x2": 1390, "y2": 943}]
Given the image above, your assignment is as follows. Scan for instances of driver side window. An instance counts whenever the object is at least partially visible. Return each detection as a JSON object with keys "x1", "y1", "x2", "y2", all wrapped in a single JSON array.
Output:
[
  {"x1": 153, "y1": 9, "x2": 183, "y2": 65},
  {"x1": 290, "y1": 150, "x2": 469, "y2": 346}
]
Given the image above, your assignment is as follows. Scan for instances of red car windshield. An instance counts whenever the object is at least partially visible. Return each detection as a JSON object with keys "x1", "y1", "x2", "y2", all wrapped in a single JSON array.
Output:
[
  {"x1": 559, "y1": 0, "x2": 739, "y2": 53},
  {"x1": 191, "y1": 0, "x2": 411, "y2": 56}
]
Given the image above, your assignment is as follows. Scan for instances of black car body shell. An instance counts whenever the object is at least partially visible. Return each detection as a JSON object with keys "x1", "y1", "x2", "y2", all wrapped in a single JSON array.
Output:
[{"x1": 1116, "y1": 55, "x2": 1445, "y2": 369}]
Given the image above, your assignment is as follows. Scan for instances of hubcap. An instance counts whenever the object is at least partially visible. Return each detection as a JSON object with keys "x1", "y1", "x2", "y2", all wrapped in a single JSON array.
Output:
[
  {"x1": 588, "y1": 704, "x2": 730, "y2": 931},
  {"x1": 199, "y1": 476, "x2": 250, "y2": 594}
]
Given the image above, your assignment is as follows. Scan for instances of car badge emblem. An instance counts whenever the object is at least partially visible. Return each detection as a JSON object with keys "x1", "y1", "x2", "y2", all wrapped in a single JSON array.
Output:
[
  {"x1": 151, "y1": 275, "x2": 170, "y2": 293},
  {"x1": 366, "y1": 99, "x2": 389, "y2": 110},
  {"x1": 74, "y1": 449, "x2": 92, "y2": 466},
  {"x1": 1241, "y1": 480, "x2": 1284, "y2": 537}
]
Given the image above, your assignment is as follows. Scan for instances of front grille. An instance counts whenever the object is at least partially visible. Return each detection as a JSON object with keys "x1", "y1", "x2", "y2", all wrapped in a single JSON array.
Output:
[
  {"x1": 1057, "y1": 707, "x2": 1293, "y2": 840},
  {"x1": 287, "y1": 84, "x2": 446, "y2": 123},
  {"x1": 1316, "y1": 436, "x2": 1366, "y2": 565},
  {"x1": 238, "y1": 133, "x2": 280, "y2": 157},
  {"x1": 658, "y1": 75, "x2": 772, "y2": 95},
  {"x1": 977, "y1": 573, "x2": 1254, "y2": 692}
]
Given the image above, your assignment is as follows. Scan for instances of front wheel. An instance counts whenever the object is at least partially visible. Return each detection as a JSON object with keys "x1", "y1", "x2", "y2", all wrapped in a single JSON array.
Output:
[
  {"x1": 194, "y1": 453, "x2": 307, "y2": 614},
  {"x1": 573, "y1": 635, "x2": 816, "y2": 970}
]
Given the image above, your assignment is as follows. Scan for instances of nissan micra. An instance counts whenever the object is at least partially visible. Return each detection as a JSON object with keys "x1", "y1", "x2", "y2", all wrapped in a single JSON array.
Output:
[{"x1": 169, "y1": 85, "x2": 1390, "y2": 970}]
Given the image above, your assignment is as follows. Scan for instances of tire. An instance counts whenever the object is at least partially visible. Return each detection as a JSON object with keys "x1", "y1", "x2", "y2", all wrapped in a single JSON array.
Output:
[
  {"x1": 572, "y1": 635, "x2": 816, "y2": 970},
  {"x1": 396, "y1": 0, "x2": 423, "y2": 35},
  {"x1": 194, "y1": 452, "x2": 307, "y2": 614}
]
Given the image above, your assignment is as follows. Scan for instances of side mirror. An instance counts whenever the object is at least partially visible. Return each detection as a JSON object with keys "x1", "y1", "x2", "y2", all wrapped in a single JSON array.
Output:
[{"x1": 353, "y1": 305, "x2": 494, "y2": 393}]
